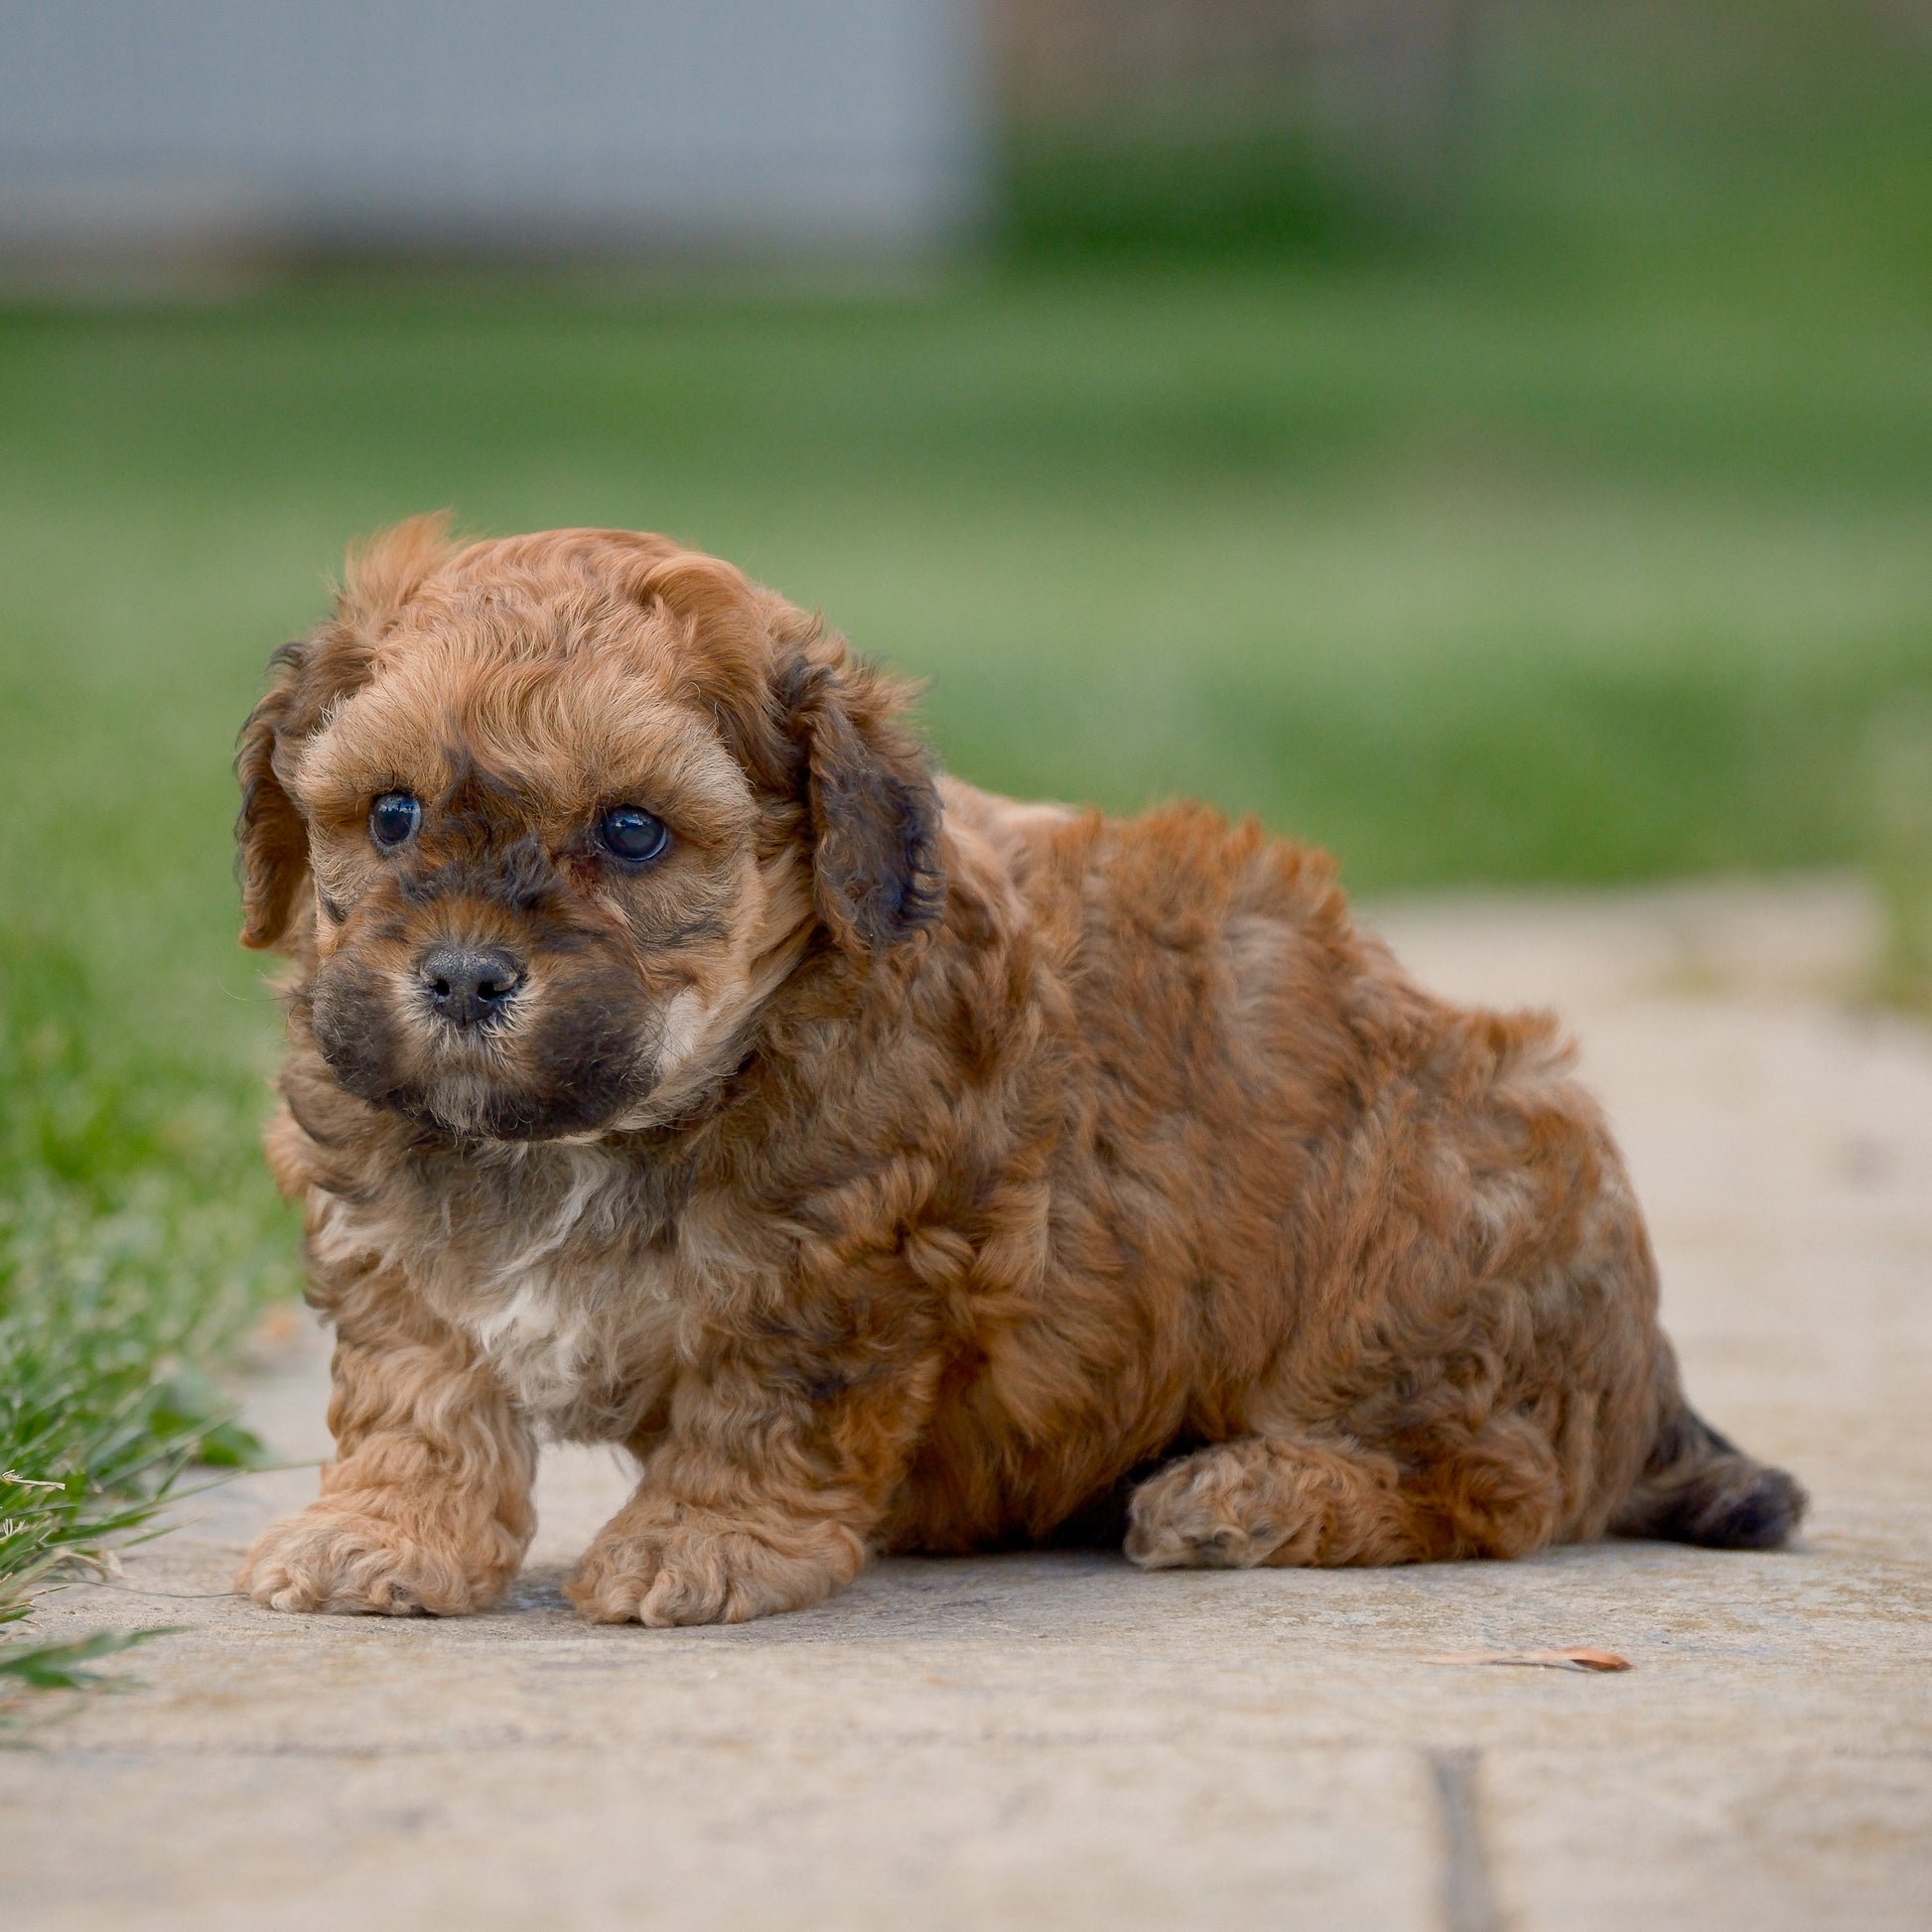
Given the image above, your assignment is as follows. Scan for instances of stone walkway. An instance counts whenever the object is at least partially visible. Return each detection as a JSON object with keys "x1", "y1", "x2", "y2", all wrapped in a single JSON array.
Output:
[{"x1": 5, "y1": 878, "x2": 1929, "y2": 1931}]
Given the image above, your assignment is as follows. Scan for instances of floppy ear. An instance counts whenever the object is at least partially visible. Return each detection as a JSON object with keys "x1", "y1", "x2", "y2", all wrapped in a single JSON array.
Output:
[
  {"x1": 780, "y1": 646, "x2": 945, "y2": 957},
  {"x1": 626, "y1": 547, "x2": 945, "y2": 956},
  {"x1": 235, "y1": 514, "x2": 459, "y2": 951},
  {"x1": 235, "y1": 641, "x2": 315, "y2": 950}
]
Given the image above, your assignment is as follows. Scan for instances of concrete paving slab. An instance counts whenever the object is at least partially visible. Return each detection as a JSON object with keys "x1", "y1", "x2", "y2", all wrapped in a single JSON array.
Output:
[{"x1": 5, "y1": 877, "x2": 1929, "y2": 1930}]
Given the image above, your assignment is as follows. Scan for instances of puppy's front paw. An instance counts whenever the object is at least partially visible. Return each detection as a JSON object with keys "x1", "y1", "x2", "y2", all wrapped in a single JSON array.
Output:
[
  {"x1": 566, "y1": 1509, "x2": 863, "y2": 1627},
  {"x1": 236, "y1": 1506, "x2": 512, "y2": 1616}
]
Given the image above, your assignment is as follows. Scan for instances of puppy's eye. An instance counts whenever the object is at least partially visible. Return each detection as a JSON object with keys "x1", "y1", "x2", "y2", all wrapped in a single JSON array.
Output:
[
  {"x1": 369, "y1": 791, "x2": 422, "y2": 850},
  {"x1": 596, "y1": 805, "x2": 670, "y2": 865}
]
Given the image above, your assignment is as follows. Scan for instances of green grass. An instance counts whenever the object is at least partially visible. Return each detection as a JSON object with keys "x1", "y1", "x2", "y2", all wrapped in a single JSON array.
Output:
[
  {"x1": 0, "y1": 922, "x2": 288, "y2": 1697},
  {"x1": 0, "y1": 1111, "x2": 280, "y2": 1716},
  {"x1": 2, "y1": 0, "x2": 1930, "y2": 1672}
]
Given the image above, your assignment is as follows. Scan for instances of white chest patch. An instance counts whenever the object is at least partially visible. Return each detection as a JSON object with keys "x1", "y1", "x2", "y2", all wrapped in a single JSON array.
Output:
[
  {"x1": 466, "y1": 1271, "x2": 597, "y2": 1419},
  {"x1": 455, "y1": 1240, "x2": 692, "y2": 1441},
  {"x1": 314, "y1": 1144, "x2": 710, "y2": 1443}
]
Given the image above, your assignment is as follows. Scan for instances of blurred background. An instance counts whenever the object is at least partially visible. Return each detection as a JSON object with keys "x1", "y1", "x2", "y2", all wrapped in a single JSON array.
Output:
[{"x1": 2, "y1": 2, "x2": 1931, "y2": 1579}]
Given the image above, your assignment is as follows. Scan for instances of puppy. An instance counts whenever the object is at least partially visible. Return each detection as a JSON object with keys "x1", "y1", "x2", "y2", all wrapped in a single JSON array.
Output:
[{"x1": 234, "y1": 518, "x2": 1804, "y2": 1625}]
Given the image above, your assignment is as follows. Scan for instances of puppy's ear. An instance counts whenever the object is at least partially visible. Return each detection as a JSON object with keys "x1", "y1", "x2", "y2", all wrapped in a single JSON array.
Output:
[
  {"x1": 236, "y1": 514, "x2": 460, "y2": 950},
  {"x1": 235, "y1": 640, "x2": 315, "y2": 951},
  {"x1": 627, "y1": 545, "x2": 944, "y2": 954},
  {"x1": 780, "y1": 646, "x2": 945, "y2": 957}
]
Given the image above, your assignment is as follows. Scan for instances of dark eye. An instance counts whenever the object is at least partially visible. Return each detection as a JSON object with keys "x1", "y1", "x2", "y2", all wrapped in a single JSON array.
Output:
[
  {"x1": 369, "y1": 791, "x2": 422, "y2": 849},
  {"x1": 596, "y1": 804, "x2": 670, "y2": 865}
]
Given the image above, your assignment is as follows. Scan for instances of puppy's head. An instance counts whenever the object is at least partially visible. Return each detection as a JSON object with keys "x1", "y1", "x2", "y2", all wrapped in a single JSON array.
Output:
[{"x1": 237, "y1": 518, "x2": 942, "y2": 1142}]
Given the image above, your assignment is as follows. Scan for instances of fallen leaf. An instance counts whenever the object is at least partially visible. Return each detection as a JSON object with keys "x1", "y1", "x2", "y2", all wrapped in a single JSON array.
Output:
[{"x1": 1421, "y1": 1646, "x2": 1632, "y2": 1674}]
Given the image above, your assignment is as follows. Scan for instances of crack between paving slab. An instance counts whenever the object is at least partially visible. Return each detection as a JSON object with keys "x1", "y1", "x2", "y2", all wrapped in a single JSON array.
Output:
[
  {"x1": 20, "y1": 1725, "x2": 1173, "y2": 1760},
  {"x1": 1429, "y1": 1747, "x2": 1503, "y2": 1932}
]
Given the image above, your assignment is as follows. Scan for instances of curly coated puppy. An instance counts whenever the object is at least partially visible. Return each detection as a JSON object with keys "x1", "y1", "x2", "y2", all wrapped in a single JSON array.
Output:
[{"x1": 233, "y1": 518, "x2": 1805, "y2": 1625}]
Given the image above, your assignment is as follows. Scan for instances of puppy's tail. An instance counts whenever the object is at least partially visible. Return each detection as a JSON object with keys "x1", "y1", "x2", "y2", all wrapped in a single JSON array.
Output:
[{"x1": 1613, "y1": 1400, "x2": 1807, "y2": 1551}]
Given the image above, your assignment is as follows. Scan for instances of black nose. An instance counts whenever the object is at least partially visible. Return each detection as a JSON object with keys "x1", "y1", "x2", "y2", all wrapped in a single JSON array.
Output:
[{"x1": 418, "y1": 944, "x2": 524, "y2": 1029}]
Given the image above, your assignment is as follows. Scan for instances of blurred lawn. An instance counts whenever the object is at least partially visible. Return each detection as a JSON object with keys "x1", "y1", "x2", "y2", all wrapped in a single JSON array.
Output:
[{"x1": 2, "y1": 0, "x2": 1931, "y2": 1638}]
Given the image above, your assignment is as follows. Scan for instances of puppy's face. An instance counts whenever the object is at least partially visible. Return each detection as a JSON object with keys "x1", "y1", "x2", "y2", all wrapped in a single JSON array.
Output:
[
  {"x1": 290, "y1": 628, "x2": 782, "y2": 1143},
  {"x1": 236, "y1": 523, "x2": 941, "y2": 1142}
]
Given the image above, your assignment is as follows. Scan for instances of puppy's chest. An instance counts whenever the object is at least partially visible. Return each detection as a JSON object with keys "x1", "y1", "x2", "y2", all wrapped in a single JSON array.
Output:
[
  {"x1": 326, "y1": 1154, "x2": 759, "y2": 1441},
  {"x1": 459, "y1": 1255, "x2": 677, "y2": 1439}
]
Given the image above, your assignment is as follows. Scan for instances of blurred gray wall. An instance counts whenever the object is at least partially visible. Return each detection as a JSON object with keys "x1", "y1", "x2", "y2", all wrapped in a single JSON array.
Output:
[{"x1": 0, "y1": 1, "x2": 988, "y2": 265}]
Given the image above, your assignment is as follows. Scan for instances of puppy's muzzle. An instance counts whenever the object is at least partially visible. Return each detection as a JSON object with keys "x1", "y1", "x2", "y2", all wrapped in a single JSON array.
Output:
[{"x1": 418, "y1": 943, "x2": 525, "y2": 1031}]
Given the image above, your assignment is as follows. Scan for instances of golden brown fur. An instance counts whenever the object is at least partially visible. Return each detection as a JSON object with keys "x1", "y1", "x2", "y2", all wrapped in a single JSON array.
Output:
[{"x1": 233, "y1": 519, "x2": 1805, "y2": 1625}]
